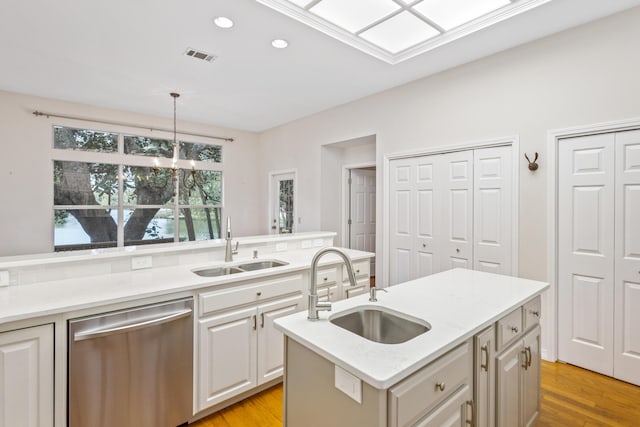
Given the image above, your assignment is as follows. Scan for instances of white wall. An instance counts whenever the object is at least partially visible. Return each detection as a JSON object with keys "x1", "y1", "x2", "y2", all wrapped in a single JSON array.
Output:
[
  {"x1": 0, "y1": 90, "x2": 262, "y2": 256},
  {"x1": 257, "y1": 7, "x2": 640, "y2": 285}
]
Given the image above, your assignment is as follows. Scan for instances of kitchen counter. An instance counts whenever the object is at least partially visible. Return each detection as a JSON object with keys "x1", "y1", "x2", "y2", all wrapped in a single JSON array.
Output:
[
  {"x1": 274, "y1": 268, "x2": 548, "y2": 389},
  {"x1": 0, "y1": 246, "x2": 373, "y2": 325}
]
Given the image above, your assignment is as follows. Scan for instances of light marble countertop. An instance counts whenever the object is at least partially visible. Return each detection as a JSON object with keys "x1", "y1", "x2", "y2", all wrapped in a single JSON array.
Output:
[
  {"x1": 274, "y1": 268, "x2": 549, "y2": 389},
  {"x1": 0, "y1": 247, "x2": 372, "y2": 325}
]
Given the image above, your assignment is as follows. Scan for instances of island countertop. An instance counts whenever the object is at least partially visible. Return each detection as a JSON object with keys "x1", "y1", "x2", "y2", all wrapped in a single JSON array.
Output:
[{"x1": 274, "y1": 268, "x2": 548, "y2": 389}]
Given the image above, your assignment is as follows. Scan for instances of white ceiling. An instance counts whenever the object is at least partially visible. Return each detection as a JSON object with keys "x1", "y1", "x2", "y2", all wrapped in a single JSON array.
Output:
[{"x1": 1, "y1": 0, "x2": 639, "y2": 132}]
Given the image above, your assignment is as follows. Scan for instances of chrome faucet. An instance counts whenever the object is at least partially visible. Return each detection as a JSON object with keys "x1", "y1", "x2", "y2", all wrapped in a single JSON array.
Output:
[
  {"x1": 308, "y1": 247, "x2": 358, "y2": 320},
  {"x1": 224, "y1": 217, "x2": 238, "y2": 262}
]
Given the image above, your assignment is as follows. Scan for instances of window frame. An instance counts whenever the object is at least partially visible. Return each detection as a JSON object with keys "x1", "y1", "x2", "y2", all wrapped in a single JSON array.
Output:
[{"x1": 51, "y1": 121, "x2": 225, "y2": 250}]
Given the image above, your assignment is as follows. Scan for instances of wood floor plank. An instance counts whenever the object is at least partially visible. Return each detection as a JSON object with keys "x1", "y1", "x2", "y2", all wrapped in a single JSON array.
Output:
[{"x1": 191, "y1": 361, "x2": 640, "y2": 426}]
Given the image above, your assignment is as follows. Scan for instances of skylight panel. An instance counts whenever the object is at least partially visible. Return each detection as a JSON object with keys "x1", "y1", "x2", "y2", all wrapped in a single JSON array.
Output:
[
  {"x1": 413, "y1": 0, "x2": 511, "y2": 30},
  {"x1": 360, "y1": 11, "x2": 440, "y2": 54},
  {"x1": 310, "y1": 0, "x2": 401, "y2": 33}
]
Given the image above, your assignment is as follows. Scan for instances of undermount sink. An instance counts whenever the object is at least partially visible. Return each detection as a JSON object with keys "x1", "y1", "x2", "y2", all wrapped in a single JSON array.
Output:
[
  {"x1": 192, "y1": 259, "x2": 289, "y2": 277},
  {"x1": 236, "y1": 260, "x2": 288, "y2": 271},
  {"x1": 330, "y1": 307, "x2": 430, "y2": 344}
]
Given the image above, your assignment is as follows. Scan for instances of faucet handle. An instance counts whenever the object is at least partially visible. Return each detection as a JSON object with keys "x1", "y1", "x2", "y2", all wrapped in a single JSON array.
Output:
[{"x1": 233, "y1": 241, "x2": 239, "y2": 255}]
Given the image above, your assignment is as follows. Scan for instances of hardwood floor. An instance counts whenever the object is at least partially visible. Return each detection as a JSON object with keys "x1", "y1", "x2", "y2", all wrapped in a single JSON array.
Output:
[{"x1": 190, "y1": 362, "x2": 640, "y2": 426}]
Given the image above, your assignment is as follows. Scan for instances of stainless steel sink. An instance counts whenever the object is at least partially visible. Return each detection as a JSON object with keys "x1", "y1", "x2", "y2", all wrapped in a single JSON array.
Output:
[
  {"x1": 192, "y1": 259, "x2": 289, "y2": 277},
  {"x1": 192, "y1": 266, "x2": 244, "y2": 277},
  {"x1": 236, "y1": 260, "x2": 289, "y2": 271},
  {"x1": 330, "y1": 307, "x2": 430, "y2": 344}
]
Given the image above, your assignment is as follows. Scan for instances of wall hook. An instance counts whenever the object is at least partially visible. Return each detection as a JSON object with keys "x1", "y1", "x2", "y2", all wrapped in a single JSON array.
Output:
[{"x1": 524, "y1": 152, "x2": 539, "y2": 171}]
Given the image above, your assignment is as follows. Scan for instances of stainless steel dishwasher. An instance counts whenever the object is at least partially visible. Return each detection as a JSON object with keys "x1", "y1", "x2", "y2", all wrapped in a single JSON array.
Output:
[{"x1": 68, "y1": 297, "x2": 193, "y2": 427}]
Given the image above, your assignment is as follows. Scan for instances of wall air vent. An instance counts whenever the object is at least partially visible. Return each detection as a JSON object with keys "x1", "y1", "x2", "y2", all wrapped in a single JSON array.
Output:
[{"x1": 184, "y1": 48, "x2": 217, "y2": 62}]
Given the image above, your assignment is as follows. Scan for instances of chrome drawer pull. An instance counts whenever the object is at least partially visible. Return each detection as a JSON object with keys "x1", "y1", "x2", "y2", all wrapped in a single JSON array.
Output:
[{"x1": 435, "y1": 382, "x2": 446, "y2": 392}]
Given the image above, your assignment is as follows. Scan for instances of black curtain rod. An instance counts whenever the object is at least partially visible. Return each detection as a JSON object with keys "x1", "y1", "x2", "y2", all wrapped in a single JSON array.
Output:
[{"x1": 32, "y1": 110, "x2": 234, "y2": 143}]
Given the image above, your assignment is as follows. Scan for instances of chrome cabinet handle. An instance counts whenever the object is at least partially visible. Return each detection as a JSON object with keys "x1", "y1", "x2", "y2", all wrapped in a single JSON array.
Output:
[
  {"x1": 435, "y1": 382, "x2": 446, "y2": 392},
  {"x1": 422, "y1": 243, "x2": 426, "y2": 248},
  {"x1": 526, "y1": 346, "x2": 532, "y2": 368},
  {"x1": 456, "y1": 248, "x2": 460, "y2": 253},
  {"x1": 531, "y1": 310, "x2": 540, "y2": 317},
  {"x1": 510, "y1": 326, "x2": 519, "y2": 334},
  {"x1": 260, "y1": 313, "x2": 265, "y2": 328},
  {"x1": 521, "y1": 349, "x2": 528, "y2": 369},
  {"x1": 481, "y1": 345, "x2": 489, "y2": 372},
  {"x1": 256, "y1": 292, "x2": 262, "y2": 297},
  {"x1": 252, "y1": 315, "x2": 257, "y2": 330}
]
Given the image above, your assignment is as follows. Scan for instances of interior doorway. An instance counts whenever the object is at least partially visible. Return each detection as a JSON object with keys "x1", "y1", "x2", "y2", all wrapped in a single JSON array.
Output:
[
  {"x1": 345, "y1": 165, "x2": 376, "y2": 276},
  {"x1": 269, "y1": 170, "x2": 296, "y2": 234}
]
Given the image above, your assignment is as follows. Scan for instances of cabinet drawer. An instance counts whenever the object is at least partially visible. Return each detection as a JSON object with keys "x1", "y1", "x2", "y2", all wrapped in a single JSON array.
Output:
[
  {"x1": 523, "y1": 296, "x2": 541, "y2": 330},
  {"x1": 316, "y1": 267, "x2": 337, "y2": 286},
  {"x1": 343, "y1": 260, "x2": 369, "y2": 281},
  {"x1": 497, "y1": 307, "x2": 523, "y2": 351},
  {"x1": 199, "y1": 274, "x2": 303, "y2": 316},
  {"x1": 388, "y1": 341, "x2": 472, "y2": 427},
  {"x1": 317, "y1": 284, "x2": 339, "y2": 302}
]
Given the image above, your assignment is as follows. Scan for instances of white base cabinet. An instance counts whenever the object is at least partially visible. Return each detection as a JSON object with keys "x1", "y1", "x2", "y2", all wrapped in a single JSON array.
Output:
[
  {"x1": 197, "y1": 274, "x2": 303, "y2": 411},
  {"x1": 0, "y1": 324, "x2": 54, "y2": 427}
]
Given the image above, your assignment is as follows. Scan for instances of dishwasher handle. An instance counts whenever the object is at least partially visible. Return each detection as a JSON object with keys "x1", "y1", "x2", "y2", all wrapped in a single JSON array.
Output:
[{"x1": 74, "y1": 308, "x2": 193, "y2": 342}]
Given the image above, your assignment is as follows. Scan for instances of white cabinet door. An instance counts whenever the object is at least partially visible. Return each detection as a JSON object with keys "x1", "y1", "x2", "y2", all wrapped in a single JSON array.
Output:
[
  {"x1": 558, "y1": 133, "x2": 615, "y2": 376},
  {"x1": 0, "y1": 324, "x2": 53, "y2": 427},
  {"x1": 614, "y1": 129, "x2": 640, "y2": 386},
  {"x1": 522, "y1": 326, "x2": 541, "y2": 427},
  {"x1": 440, "y1": 150, "x2": 474, "y2": 271},
  {"x1": 390, "y1": 158, "x2": 416, "y2": 285},
  {"x1": 496, "y1": 340, "x2": 521, "y2": 427},
  {"x1": 474, "y1": 146, "x2": 513, "y2": 275},
  {"x1": 198, "y1": 307, "x2": 257, "y2": 410},
  {"x1": 474, "y1": 326, "x2": 495, "y2": 427},
  {"x1": 257, "y1": 296, "x2": 302, "y2": 385}
]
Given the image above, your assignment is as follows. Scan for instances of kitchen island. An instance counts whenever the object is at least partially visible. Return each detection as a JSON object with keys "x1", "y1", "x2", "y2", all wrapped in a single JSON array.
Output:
[{"x1": 275, "y1": 268, "x2": 549, "y2": 427}]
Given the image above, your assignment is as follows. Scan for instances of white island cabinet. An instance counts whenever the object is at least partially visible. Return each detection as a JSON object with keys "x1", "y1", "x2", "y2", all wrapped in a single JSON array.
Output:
[
  {"x1": 0, "y1": 324, "x2": 54, "y2": 427},
  {"x1": 275, "y1": 269, "x2": 548, "y2": 427}
]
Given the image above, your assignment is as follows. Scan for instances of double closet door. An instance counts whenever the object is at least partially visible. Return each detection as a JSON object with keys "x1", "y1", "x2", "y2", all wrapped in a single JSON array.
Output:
[
  {"x1": 389, "y1": 145, "x2": 513, "y2": 285},
  {"x1": 558, "y1": 129, "x2": 640, "y2": 386}
]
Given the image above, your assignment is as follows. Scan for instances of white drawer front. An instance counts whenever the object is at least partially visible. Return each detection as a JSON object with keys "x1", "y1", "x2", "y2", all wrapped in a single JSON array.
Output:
[
  {"x1": 316, "y1": 267, "x2": 337, "y2": 286},
  {"x1": 343, "y1": 260, "x2": 370, "y2": 281},
  {"x1": 199, "y1": 274, "x2": 303, "y2": 316}
]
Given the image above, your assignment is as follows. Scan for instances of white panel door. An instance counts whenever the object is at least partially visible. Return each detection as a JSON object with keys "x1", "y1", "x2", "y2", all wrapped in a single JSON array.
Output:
[
  {"x1": 614, "y1": 129, "x2": 640, "y2": 385},
  {"x1": 414, "y1": 156, "x2": 440, "y2": 278},
  {"x1": 349, "y1": 169, "x2": 376, "y2": 275},
  {"x1": 198, "y1": 307, "x2": 257, "y2": 410},
  {"x1": 474, "y1": 146, "x2": 512, "y2": 275},
  {"x1": 558, "y1": 133, "x2": 615, "y2": 375},
  {"x1": 390, "y1": 158, "x2": 415, "y2": 285},
  {"x1": 0, "y1": 325, "x2": 54, "y2": 427},
  {"x1": 257, "y1": 296, "x2": 302, "y2": 385},
  {"x1": 441, "y1": 150, "x2": 474, "y2": 271}
]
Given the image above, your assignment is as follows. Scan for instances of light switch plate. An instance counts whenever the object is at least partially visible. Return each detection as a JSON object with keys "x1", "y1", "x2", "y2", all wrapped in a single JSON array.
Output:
[
  {"x1": 131, "y1": 256, "x2": 153, "y2": 270},
  {"x1": 301, "y1": 240, "x2": 312, "y2": 249},
  {"x1": 334, "y1": 365, "x2": 362, "y2": 403},
  {"x1": 313, "y1": 239, "x2": 324, "y2": 247},
  {"x1": 0, "y1": 271, "x2": 9, "y2": 287}
]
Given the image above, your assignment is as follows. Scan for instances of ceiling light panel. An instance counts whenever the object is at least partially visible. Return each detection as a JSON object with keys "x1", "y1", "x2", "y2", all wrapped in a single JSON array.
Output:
[
  {"x1": 413, "y1": 0, "x2": 511, "y2": 31},
  {"x1": 310, "y1": 0, "x2": 401, "y2": 33},
  {"x1": 360, "y1": 11, "x2": 440, "y2": 54}
]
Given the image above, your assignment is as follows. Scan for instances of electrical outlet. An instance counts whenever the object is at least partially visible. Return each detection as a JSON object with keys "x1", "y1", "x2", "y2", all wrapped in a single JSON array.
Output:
[
  {"x1": 0, "y1": 271, "x2": 9, "y2": 287},
  {"x1": 275, "y1": 243, "x2": 288, "y2": 252},
  {"x1": 335, "y1": 365, "x2": 362, "y2": 403},
  {"x1": 131, "y1": 256, "x2": 153, "y2": 270},
  {"x1": 313, "y1": 239, "x2": 324, "y2": 247},
  {"x1": 301, "y1": 240, "x2": 312, "y2": 249}
]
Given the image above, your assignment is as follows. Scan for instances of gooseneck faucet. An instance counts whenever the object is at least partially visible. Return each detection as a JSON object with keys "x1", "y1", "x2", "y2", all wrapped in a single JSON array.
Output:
[
  {"x1": 224, "y1": 217, "x2": 238, "y2": 262},
  {"x1": 308, "y1": 247, "x2": 358, "y2": 320}
]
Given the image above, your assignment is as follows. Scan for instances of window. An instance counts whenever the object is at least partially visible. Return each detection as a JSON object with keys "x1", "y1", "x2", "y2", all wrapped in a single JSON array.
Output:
[{"x1": 53, "y1": 125, "x2": 223, "y2": 251}]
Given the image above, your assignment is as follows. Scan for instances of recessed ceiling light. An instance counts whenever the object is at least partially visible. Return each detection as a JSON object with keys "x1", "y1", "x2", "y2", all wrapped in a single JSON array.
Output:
[
  {"x1": 271, "y1": 39, "x2": 289, "y2": 49},
  {"x1": 214, "y1": 16, "x2": 234, "y2": 29}
]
